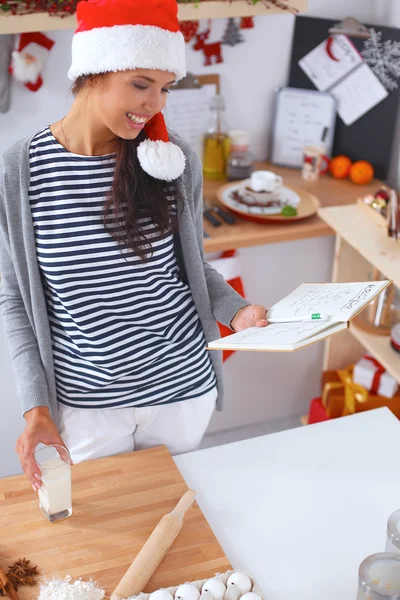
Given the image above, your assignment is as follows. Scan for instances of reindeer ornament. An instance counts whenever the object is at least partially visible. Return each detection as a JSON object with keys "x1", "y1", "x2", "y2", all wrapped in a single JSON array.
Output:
[{"x1": 193, "y1": 28, "x2": 223, "y2": 66}]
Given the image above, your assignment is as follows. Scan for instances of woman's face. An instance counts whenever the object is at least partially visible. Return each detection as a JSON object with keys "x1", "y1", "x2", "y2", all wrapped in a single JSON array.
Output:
[{"x1": 91, "y1": 68, "x2": 176, "y2": 140}]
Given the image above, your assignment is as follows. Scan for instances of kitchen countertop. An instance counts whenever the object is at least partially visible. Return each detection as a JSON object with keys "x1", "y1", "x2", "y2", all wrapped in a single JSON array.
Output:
[
  {"x1": 174, "y1": 408, "x2": 400, "y2": 600},
  {"x1": 203, "y1": 163, "x2": 381, "y2": 253},
  {"x1": 0, "y1": 446, "x2": 231, "y2": 599}
]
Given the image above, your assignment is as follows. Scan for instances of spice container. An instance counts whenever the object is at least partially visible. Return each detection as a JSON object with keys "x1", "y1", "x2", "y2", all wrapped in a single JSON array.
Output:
[
  {"x1": 35, "y1": 444, "x2": 72, "y2": 522},
  {"x1": 227, "y1": 130, "x2": 255, "y2": 181},
  {"x1": 202, "y1": 95, "x2": 230, "y2": 181},
  {"x1": 357, "y1": 553, "x2": 400, "y2": 599},
  {"x1": 386, "y1": 510, "x2": 400, "y2": 553}
]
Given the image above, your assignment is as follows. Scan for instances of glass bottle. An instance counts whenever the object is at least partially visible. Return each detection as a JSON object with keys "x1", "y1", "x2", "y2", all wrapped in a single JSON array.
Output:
[
  {"x1": 357, "y1": 553, "x2": 400, "y2": 600},
  {"x1": 227, "y1": 129, "x2": 256, "y2": 181},
  {"x1": 202, "y1": 95, "x2": 230, "y2": 180},
  {"x1": 386, "y1": 510, "x2": 400, "y2": 553}
]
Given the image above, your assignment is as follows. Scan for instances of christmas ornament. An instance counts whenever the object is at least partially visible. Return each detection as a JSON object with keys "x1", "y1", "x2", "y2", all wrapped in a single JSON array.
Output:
[
  {"x1": 193, "y1": 24, "x2": 223, "y2": 67},
  {"x1": 9, "y1": 32, "x2": 54, "y2": 92},
  {"x1": 362, "y1": 28, "x2": 400, "y2": 91},
  {"x1": 179, "y1": 20, "x2": 199, "y2": 43},
  {"x1": 240, "y1": 16, "x2": 254, "y2": 29},
  {"x1": 222, "y1": 18, "x2": 244, "y2": 47}
]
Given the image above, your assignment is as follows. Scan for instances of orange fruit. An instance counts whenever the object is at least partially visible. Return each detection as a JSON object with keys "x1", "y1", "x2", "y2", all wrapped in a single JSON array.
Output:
[
  {"x1": 329, "y1": 155, "x2": 352, "y2": 179},
  {"x1": 349, "y1": 160, "x2": 374, "y2": 185}
]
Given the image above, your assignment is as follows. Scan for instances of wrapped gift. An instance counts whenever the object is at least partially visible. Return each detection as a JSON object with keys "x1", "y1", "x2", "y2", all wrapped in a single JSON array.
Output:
[
  {"x1": 353, "y1": 355, "x2": 399, "y2": 398},
  {"x1": 308, "y1": 397, "x2": 331, "y2": 424}
]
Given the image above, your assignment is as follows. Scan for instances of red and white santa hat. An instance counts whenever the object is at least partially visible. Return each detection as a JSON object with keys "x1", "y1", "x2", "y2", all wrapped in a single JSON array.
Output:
[{"x1": 68, "y1": 0, "x2": 186, "y2": 181}]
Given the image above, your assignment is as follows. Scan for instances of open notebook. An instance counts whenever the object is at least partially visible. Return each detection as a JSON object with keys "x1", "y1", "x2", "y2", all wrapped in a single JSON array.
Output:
[{"x1": 208, "y1": 281, "x2": 391, "y2": 352}]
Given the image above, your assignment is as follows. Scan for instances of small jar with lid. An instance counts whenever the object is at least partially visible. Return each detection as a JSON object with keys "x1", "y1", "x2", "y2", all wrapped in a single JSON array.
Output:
[
  {"x1": 386, "y1": 509, "x2": 400, "y2": 553},
  {"x1": 357, "y1": 553, "x2": 400, "y2": 600},
  {"x1": 226, "y1": 130, "x2": 256, "y2": 181}
]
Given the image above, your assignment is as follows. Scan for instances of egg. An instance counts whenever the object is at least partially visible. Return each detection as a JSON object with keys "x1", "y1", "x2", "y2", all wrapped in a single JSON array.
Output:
[
  {"x1": 240, "y1": 593, "x2": 262, "y2": 600},
  {"x1": 175, "y1": 584, "x2": 201, "y2": 600},
  {"x1": 149, "y1": 591, "x2": 174, "y2": 600},
  {"x1": 226, "y1": 573, "x2": 252, "y2": 595},
  {"x1": 202, "y1": 578, "x2": 226, "y2": 600}
]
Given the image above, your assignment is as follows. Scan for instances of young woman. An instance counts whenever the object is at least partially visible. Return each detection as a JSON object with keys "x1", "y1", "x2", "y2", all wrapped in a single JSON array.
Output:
[{"x1": 0, "y1": 0, "x2": 267, "y2": 492}]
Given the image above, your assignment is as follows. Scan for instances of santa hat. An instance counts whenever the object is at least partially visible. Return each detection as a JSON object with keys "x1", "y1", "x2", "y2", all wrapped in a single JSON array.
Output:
[
  {"x1": 9, "y1": 32, "x2": 54, "y2": 92},
  {"x1": 68, "y1": 0, "x2": 186, "y2": 181}
]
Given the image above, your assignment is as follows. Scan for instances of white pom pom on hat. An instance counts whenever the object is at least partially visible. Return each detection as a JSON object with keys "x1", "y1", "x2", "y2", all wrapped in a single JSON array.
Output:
[
  {"x1": 139, "y1": 112, "x2": 186, "y2": 181},
  {"x1": 68, "y1": 0, "x2": 187, "y2": 180}
]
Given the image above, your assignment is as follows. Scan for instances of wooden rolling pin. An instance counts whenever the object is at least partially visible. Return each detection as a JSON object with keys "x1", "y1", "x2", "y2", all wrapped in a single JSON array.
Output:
[{"x1": 111, "y1": 489, "x2": 196, "y2": 600}]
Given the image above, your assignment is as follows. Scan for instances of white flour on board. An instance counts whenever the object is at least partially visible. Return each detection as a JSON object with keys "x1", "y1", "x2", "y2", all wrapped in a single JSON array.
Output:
[{"x1": 38, "y1": 575, "x2": 105, "y2": 600}]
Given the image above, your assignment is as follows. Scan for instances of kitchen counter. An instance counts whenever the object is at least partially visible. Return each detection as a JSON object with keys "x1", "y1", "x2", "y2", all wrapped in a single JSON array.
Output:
[
  {"x1": 203, "y1": 164, "x2": 381, "y2": 253},
  {"x1": 0, "y1": 446, "x2": 230, "y2": 599},
  {"x1": 175, "y1": 408, "x2": 400, "y2": 600}
]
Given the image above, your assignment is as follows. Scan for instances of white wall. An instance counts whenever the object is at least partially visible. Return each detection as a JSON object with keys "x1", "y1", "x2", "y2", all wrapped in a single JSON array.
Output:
[{"x1": 0, "y1": 0, "x2": 396, "y2": 476}]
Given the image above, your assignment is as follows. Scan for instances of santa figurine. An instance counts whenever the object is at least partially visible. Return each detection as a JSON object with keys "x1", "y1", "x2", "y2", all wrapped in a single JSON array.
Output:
[{"x1": 9, "y1": 32, "x2": 55, "y2": 92}]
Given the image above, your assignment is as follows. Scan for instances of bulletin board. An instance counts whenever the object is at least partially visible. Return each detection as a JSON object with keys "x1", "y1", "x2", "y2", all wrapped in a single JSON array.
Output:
[{"x1": 288, "y1": 16, "x2": 400, "y2": 179}]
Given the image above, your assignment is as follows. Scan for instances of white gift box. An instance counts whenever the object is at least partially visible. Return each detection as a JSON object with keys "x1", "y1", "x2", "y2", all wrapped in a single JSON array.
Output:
[{"x1": 353, "y1": 355, "x2": 398, "y2": 398}]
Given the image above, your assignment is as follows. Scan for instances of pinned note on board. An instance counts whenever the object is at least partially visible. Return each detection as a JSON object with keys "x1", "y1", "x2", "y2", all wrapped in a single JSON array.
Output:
[{"x1": 298, "y1": 34, "x2": 388, "y2": 125}]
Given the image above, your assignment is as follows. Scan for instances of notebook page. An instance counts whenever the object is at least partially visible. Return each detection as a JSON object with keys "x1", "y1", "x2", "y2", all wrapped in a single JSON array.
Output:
[
  {"x1": 268, "y1": 281, "x2": 389, "y2": 322},
  {"x1": 209, "y1": 320, "x2": 331, "y2": 349}
]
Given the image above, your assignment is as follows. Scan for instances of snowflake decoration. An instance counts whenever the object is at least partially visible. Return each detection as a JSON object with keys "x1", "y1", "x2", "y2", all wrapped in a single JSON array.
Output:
[{"x1": 362, "y1": 28, "x2": 400, "y2": 91}]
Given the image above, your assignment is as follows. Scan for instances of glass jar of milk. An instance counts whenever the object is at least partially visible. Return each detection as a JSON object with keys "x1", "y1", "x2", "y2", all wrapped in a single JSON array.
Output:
[{"x1": 35, "y1": 445, "x2": 72, "y2": 522}]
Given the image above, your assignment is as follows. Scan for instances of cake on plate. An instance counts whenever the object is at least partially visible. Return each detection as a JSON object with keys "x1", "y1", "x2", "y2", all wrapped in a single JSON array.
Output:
[{"x1": 230, "y1": 170, "x2": 299, "y2": 214}]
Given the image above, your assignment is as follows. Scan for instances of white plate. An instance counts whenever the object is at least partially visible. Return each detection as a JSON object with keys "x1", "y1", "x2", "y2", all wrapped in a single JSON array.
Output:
[{"x1": 221, "y1": 181, "x2": 301, "y2": 216}]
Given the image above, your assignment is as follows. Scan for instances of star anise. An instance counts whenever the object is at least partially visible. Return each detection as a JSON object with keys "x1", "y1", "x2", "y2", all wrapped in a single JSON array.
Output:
[{"x1": 6, "y1": 558, "x2": 40, "y2": 590}]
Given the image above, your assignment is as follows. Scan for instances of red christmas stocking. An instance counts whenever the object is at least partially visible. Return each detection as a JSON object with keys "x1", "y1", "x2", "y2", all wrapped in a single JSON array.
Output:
[
  {"x1": 209, "y1": 250, "x2": 245, "y2": 361},
  {"x1": 9, "y1": 32, "x2": 55, "y2": 92}
]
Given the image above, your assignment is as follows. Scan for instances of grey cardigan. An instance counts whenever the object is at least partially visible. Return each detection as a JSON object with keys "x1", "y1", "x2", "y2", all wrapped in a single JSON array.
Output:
[{"x1": 0, "y1": 133, "x2": 249, "y2": 425}]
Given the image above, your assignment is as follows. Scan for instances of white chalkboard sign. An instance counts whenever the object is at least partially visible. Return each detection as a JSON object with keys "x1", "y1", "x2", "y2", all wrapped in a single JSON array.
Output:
[{"x1": 270, "y1": 87, "x2": 336, "y2": 168}]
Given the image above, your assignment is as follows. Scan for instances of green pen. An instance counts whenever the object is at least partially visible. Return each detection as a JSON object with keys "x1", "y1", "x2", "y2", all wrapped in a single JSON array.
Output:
[{"x1": 268, "y1": 313, "x2": 332, "y2": 323}]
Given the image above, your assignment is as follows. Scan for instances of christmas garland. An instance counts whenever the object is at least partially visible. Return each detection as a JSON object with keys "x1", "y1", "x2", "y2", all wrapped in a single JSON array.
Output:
[{"x1": 0, "y1": 0, "x2": 298, "y2": 18}]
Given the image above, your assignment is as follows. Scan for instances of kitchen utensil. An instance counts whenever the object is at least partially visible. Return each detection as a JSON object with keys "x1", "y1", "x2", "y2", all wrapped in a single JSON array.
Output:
[
  {"x1": 203, "y1": 209, "x2": 222, "y2": 227},
  {"x1": 213, "y1": 206, "x2": 237, "y2": 224},
  {"x1": 110, "y1": 489, "x2": 196, "y2": 600}
]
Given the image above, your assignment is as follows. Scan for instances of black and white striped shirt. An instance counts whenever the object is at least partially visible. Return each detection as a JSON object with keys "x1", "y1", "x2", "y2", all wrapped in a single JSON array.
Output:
[{"x1": 28, "y1": 127, "x2": 216, "y2": 409}]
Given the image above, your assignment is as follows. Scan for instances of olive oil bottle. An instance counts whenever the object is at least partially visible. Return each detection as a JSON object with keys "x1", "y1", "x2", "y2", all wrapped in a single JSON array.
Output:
[{"x1": 202, "y1": 95, "x2": 230, "y2": 180}]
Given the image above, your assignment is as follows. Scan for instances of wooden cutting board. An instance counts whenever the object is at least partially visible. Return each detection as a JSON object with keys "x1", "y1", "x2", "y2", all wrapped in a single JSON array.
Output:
[{"x1": 0, "y1": 446, "x2": 231, "y2": 599}]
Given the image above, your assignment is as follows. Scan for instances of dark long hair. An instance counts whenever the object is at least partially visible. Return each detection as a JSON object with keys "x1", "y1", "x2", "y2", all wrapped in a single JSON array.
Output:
[{"x1": 72, "y1": 75, "x2": 180, "y2": 261}]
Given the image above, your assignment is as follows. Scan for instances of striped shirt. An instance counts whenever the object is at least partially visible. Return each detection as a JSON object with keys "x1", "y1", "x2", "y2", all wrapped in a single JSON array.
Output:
[{"x1": 28, "y1": 127, "x2": 216, "y2": 409}]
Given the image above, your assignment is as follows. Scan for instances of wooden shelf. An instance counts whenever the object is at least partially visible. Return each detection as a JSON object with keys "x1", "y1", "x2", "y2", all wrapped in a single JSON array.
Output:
[
  {"x1": 203, "y1": 164, "x2": 381, "y2": 253},
  {"x1": 318, "y1": 204, "x2": 400, "y2": 288},
  {"x1": 0, "y1": 0, "x2": 308, "y2": 35},
  {"x1": 350, "y1": 323, "x2": 400, "y2": 384}
]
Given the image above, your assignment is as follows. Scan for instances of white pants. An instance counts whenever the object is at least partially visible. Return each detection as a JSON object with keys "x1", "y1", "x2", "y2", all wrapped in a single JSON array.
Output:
[{"x1": 58, "y1": 387, "x2": 218, "y2": 464}]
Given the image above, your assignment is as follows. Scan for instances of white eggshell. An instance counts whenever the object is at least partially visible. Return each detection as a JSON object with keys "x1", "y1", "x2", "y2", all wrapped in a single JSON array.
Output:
[
  {"x1": 227, "y1": 573, "x2": 252, "y2": 595},
  {"x1": 149, "y1": 591, "x2": 174, "y2": 600},
  {"x1": 240, "y1": 593, "x2": 262, "y2": 600},
  {"x1": 175, "y1": 584, "x2": 201, "y2": 600},
  {"x1": 202, "y1": 579, "x2": 227, "y2": 600}
]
